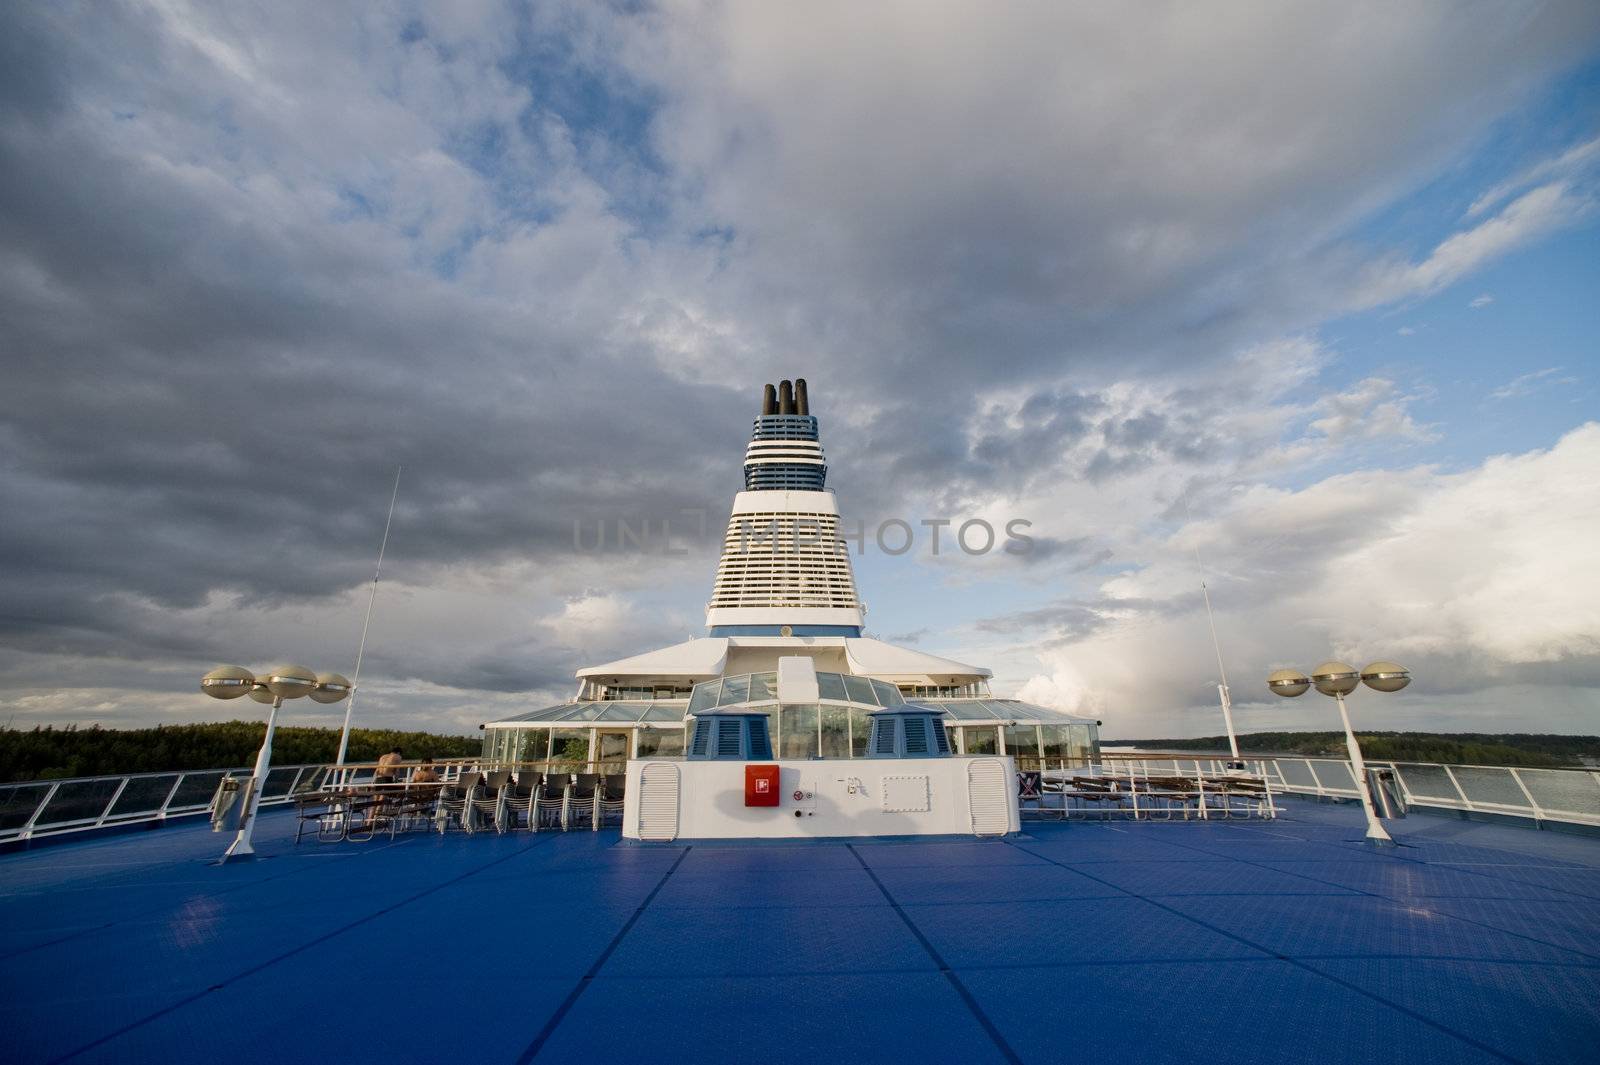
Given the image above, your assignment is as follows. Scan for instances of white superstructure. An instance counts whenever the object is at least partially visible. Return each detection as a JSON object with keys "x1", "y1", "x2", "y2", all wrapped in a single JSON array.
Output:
[{"x1": 483, "y1": 378, "x2": 1099, "y2": 772}]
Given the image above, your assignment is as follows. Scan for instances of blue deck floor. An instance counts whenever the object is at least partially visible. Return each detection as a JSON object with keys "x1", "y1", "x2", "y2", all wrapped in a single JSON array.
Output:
[{"x1": 2, "y1": 802, "x2": 1597, "y2": 1065}]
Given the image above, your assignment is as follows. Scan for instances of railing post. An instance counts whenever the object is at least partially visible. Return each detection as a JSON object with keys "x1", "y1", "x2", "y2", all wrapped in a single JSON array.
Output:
[
  {"x1": 157, "y1": 774, "x2": 184, "y2": 821},
  {"x1": 1507, "y1": 768, "x2": 1544, "y2": 823},
  {"x1": 1440, "y1": 764, "x2": 1474, "y2": 812},
  {"x1": 96, "y1": 777, "x2": 131, "y2": 827},
  {"x1": 18, "y1": 782, "x2": 61, "y2": 841}
]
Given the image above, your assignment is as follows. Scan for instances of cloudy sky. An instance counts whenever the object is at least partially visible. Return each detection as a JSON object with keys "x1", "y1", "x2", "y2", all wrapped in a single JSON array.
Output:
[{"x1": 2, "y1": 2, "x2": 1597, "y2": 740}]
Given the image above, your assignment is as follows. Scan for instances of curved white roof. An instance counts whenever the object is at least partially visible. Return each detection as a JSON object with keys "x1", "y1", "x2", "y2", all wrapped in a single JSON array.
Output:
[
  {"x1": 575, "y1": 638, "x2": 729, "y2": 680},
  {"x1": 842, "y1": 637, "x2": 991, "y2": 679}
]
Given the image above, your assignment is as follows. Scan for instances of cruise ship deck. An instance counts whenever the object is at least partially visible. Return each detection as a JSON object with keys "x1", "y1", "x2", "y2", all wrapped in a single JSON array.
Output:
[{"x1": 4, "y1": 803, "x2": 1596, "y2": 1064}]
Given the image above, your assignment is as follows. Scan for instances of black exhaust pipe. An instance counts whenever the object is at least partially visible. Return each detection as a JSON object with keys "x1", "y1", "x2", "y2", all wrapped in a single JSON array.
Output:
[
  {"x1": 762, "y1": 383, "x2": 777, "y2": 415},
  {"x1": 778, "y1": 379, "x2": 795, "y2": 414},
  {"x1": 794, "y1": 377, "x2": 809, "y2": 415}
]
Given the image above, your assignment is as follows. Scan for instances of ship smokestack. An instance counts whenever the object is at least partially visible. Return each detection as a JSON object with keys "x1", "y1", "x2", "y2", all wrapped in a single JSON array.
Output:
[
  {"x1": 778, "y1": 379, "x2": 795, "y2": 414},
  {"x1": 762, "y1": 383, "x2": 777, "y2": 415},
  {"x1": 794, "y1": 378, "x2": 809, "y2": 415}
]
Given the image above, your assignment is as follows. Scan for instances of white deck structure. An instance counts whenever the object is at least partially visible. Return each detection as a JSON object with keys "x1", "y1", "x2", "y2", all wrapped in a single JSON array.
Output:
[{"x1": 482, "y1": 378, "x2": 1099, "y2": 775}]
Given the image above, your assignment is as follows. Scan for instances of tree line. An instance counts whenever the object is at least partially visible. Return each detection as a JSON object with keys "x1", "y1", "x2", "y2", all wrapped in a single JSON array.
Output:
[
  {"x1": 1102, "y1": 730, "x2": 1599, "y2": 768},
  {"x1": 0, "y1": 722, "x2": 483, "y2": 783}
]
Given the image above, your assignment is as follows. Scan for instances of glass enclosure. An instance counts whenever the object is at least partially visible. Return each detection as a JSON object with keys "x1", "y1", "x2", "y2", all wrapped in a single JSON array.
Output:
[{"x1": 480, "y1": 685, "x2": 1100, "y2": 767}]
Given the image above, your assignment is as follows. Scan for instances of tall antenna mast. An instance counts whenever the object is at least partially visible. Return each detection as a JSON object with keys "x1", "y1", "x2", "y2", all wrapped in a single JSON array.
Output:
[
  {"x1": 335, "y1": 466, "x2": 402, "y2": 766},
  {"x1": 1184, "y1": 493, "x2": 1240, "y2": 762}
]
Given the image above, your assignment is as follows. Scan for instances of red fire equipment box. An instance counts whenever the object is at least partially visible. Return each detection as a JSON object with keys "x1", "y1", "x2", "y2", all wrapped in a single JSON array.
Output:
[{"x1": 745, "y1": 764, "x2": 780, "y2": 807}]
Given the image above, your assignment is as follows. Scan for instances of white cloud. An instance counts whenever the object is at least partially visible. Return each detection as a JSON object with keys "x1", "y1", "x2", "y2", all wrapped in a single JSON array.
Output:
[
  {"x1": 1469, "y1": 293, "x2": 1495, "y2": 308},
  {"x1": 1489, "y1": 366, "x2": 1565, "y2": 400},
  {"x1": 1310, "y1": 377, "x2": 1436, "y2": 444},
  {"x1": 1466, "y1": 133, "x2": 1600, "y2": 218},
  {"x1": 1000, "y1": 424, "x2": 1600, "y2": 736},
  {"x1": 1353, "y1": 182, "x2": 1590, "y2": 308},
  {"x1": 1397, "y1": 325, "x2": 1417, "y2": 335}
]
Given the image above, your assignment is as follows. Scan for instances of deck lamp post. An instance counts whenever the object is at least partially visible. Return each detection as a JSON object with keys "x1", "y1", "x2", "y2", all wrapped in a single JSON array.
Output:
[
  {"x1": 202, "y1": 664, "x2": 351, "y2": 862},
  {"x1": 1267, "y1": 660, "x2": 1410, "y2": 845}
]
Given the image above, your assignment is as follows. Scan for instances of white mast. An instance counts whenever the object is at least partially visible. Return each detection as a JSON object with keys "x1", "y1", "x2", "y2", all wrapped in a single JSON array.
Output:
[
  {"x1": 335, "y1": 466, "x2": 402, "y2": 766},
  {"x1": 1184, "y1": 494, "x2": 1240, "y2": 762}
]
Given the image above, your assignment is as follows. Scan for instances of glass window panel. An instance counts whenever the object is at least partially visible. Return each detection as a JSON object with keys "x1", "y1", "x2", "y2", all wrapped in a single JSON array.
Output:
[
  {"x1": 643, "y1": 702, "x2": 689, "y2": 721},
  {"x1": 870, "y1": 679, "x2": 902, "y2": 706},
  {"x1": 687, "y1": 682, "x2": 719, "y2": 715},
  {"x1": 514, "y1": 730, "x2": 545, "y2": 762},
  {"x1": 942, "y1": 701, "x2": 992, "y2": 721},
  {"x1": 568, "y1": 703, "x2": 608, "y2": 721},
  {"x1": 721, "y1": 674, "x2": 750, "y2": 705},
  {"x1": 849, "y1": 707, "x2": 875, "y2": 757},
  {"x1": 842, "y1": 674, "x2": 875, "y2": 705},
  {"x1": 820, "y1": 707, "x2": 850, "y2": 758},
  {"x1": 817, "y1": 672, "x2": 849, "y2": 701},
  {"x1": 1004, "y1": 725, "x2": 1041, "y2": 761},
  {"x1": 747, "y1": 672, "x2": 775, "y2": 702},
  {"x1": 945, "y1": 726, "x2": 959, "y2": 755},
  {"x1": 779, "y1": 704, "x2": 819, "y2": 759},
  {"x1": 549, "y1": 729, "x2": 589, "y2": 765},
  {"x1": 1040, "y1": 726, "x2": 1069, "y2": 761},
  {"x1": 635, "y1": 728, "x2": 685, "y2": 759},
  {"x1": 1069, "y1": 724, "x2": 1095, "y2": 763},
  {"x1": 963, "y1": 727, "x2": 998, "y2": 755},
  {"x1": 600, "y1": 703, "x2": 643, "y2": 721}
]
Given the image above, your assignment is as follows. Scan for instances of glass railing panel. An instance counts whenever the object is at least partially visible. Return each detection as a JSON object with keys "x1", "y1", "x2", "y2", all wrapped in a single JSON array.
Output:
[
  {"x1": 816, "y1": 672, "x2": 848, "y2": 701},
  {"x1": 871, "y1": 679, "x2": 903, "y2": 706},
  {"x1": 687, "y1": 682, "x2": 719, "y2": 715},
  {"x1": 292, "y1": 767, "x2": 327, "y2": 794},
  {"x1": 1392, "y1": 763, "x2": 1459, "y2": 801},
  {"x1": 35, "y1": 778, "x2": 124, "y2": 826},
  {"x1": 168, "y1": 771, "x2": 228, "y2": 810},
  {"x1": 1516, "y1": 769, "x2": 1600, "y2": 818},
  {"x1": 108, "y1": 774, "x2": 181, "y2": 817},
  {"x1": 1451, "y1": 766, "x2": 1531, "y2": 809},
  {"x1": 260, "y1": 767, "x2": 301, "y2": 800},
  {"x1": 1273, "y1": 760, "x2": 1318, "y2": 789},
  {"x1": 841, "y1": 674, "x2": 875, "y2": 705},
  {"x1": 747, "y1": 672, "x2": 774, "y2": 703},
  {"x1": 1306, "y1": 760, "x2": 1356, "y2": 791},
  {"x1": 0, "y1": 783, "x2": 52, "y2": 832}
]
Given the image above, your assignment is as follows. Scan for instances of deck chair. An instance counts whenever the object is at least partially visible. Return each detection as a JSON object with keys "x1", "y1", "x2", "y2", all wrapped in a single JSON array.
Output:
[
  {"x1": 504, "y1": 771, "x2": 542, "y2": 831},
  {"x1": 471, "y1": 770, "x2": 513, "y2": 834},
  {"x1": 596, "y1": 775, "x2": 627, "y2": 828},
  {"x1": 435, "y1": 772, "x2": 480, "y2": 833},
  {"x1": 566, "y1": 774, "x2": 600, "y2": 831},
  {"x1": 534, "y1": 773, "x2": 570, "y2": 831}
]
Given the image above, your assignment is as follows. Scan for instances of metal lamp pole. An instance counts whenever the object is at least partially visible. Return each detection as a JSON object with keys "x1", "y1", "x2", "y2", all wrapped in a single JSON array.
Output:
[
  {"x1": 202, "y1": 665, "x2": 350, "y2": 862},
  {"x1": 1268, "y1": 660, "x2": 1410, "y2": 846}
]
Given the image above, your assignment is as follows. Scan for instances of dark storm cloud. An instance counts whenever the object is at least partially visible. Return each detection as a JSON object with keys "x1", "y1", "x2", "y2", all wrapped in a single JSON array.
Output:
[{"x1": 3, "y1": 2, "x2": 1598, "y2": 728}]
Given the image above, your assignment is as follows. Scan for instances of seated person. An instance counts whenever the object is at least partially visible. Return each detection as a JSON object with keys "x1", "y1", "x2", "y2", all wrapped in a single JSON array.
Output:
[
  {"x1": 412, "y1": 757, "x2": 440, "y2": 784},
  {"x1": 373, "y1": 747, "x2": 403, "y2": 785}
]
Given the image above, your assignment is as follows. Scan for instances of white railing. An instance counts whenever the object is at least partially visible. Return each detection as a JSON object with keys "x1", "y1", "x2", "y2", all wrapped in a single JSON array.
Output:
[
  {"x1": 0, "y1": 764, "x2": 330, "y2": 843},
  {"x1": 1101, "y1": 755, "x2": 1600, "y2": 828}
]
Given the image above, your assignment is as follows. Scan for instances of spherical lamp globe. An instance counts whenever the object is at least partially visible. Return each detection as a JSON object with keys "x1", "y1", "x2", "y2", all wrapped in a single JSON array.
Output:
[
  {"x1": 1361, "y1": 661, "x2": 1411, "y2": 693},
  {"x1": 1267, "y1": 669, "x2": 1311, "y2": 697},
  {"x1": 1311, "y1": 660, "x2": 1360, "y2": 697},
  {"x1": 310, "y1": 672, "x2": 353, "y2": 704},
  {"x1": 201, "y1": 665, "x2": 255, "y2": 700},
  {"x1": 262, "y1": 664, "x2": 318, "y2": 700}
]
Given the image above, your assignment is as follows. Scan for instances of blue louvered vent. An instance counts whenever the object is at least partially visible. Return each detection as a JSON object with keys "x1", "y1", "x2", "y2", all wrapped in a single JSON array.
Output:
[
  {"x1": 904, "y1": 717, "x2": 928, "y2": 754},
  {"x1": 749, "y1": 717, "x2": 773, "y2": 760},
  {"x1": 866, "y1": 708, "x2": 953, "y2": 760},
  {"x1": 686, "y1": 712, "x2": 775, "y2": 761}
]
